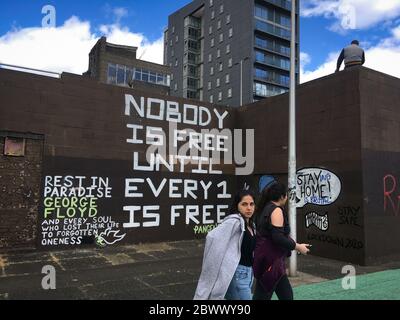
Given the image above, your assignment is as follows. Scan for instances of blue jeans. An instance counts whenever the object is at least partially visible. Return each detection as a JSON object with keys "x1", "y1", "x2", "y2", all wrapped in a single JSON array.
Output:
[{"x1": 225, "y1": 264, "x2": 254, "y2": 300}]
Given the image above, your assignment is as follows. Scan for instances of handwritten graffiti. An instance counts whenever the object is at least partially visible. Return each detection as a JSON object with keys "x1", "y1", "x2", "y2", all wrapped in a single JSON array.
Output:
[
  {"x1": 338, "y1": 206, "x2": 361, "y2": 227},
  {"x1": 296, "y1": 168, "x2": 341, "y2": 208},
  {"x1": 124, "y1": 95, "x2": 254, "y2": 175},
  {"x1": 94, "y1": 227, "x2": 126, "y2": 247},
  {"x1": 383, "y1": 175, "x2": 400, "y2": 216},
  {"x1": 307, "y1": 233, "x2": 363, "y2": 250},
  {"x1": 123, "y1": 180, "x2": 230, "y2": 228},
  {"x1": 193, "y1": 224, "x2": 218, "y2": 235},
  {"x1": 41, "y1": 216, "x2": 122, "y2": 246},
  {"x1": 305, "y1": 212, "x2": 329, "y2": 231},
  {"x1": 40, "y1": 175, "x2": 121, "y2": 247}
]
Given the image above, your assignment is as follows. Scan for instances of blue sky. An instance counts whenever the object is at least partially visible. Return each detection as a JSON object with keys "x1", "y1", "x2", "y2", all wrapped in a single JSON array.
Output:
[{"x1": 1, "y1": 0, "x2": 400, "y2": 82}]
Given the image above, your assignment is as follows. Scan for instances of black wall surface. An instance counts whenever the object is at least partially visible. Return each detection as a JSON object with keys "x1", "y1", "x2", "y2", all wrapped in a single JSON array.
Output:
[{"x1": 2, "y1": 66, "x2": 400, "y2": 265}]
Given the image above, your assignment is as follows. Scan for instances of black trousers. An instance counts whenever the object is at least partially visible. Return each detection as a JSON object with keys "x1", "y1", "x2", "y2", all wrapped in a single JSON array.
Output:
[{"x1": 253, "y1": 275, "x2": 293, "y2": 300}]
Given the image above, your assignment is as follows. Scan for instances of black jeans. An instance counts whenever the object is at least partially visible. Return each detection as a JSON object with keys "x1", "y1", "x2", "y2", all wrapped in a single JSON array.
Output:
[{"x1": 253, "y1": 275, "x2": 293, "y2": 300}]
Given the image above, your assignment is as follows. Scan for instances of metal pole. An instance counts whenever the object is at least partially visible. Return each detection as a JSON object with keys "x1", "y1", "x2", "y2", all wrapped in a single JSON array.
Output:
[
  {"x1": 288, "y1": 0, "x2": 297, "y2": 277},
  {"x1": 240, "y1": 59, "x2": 243, "y2": 106}
]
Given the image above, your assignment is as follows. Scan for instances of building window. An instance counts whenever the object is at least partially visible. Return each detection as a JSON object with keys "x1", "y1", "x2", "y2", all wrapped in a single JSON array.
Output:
[
  {"x1": 174, "y1": 83, "x2": 177, "y2": 91},
  {"x1": 218, "y1": 91, "x2": 222, "y2": 101},
  {"x1": 220, "y1": 5, "x2": 224, "y2": 14},
  {"x1": 209, "y1": 0, "x2": 213, "y2": 7},
  {"x1": 229, "y1": 28, "x2": 233, "y2": 38},
  {"x1": 255, "y1": 50, "x2": 290, "y2": 70},
  {"x1": 171, "y1": 73, "x2": 174, "y2": 81},
  {"x1": 210, "y1": 95, "x2": 214, "y2": 103},
  {"x1": 228, "y1": 88, "x2": 232, "y2": 98},
  {"x1": 217, "y1": 49, "x2": 221, "y2": 58},
  {"x1": 211, "y1": 10, "x2": 215, "y2": 19},
  {"x1": 226, "y1": 44, "x2": 230, "y2": 54},
  {"x1": 255, "y1": 19, "x2": 290, "y2": 40},
  {"x1": 107, "y1": 63, "x2": 117, "y2": 84},
  {"x1": 175, "y1": 59, "x2": 178, "y2": 66},
  {"x1": 219, "y1": 33, "x2": 223, "y2": 43},
  {"x1": 211, "y1": 38, "x2": 215, "y2": 47},
  {"x1": 225, "y1": 74, "x2": 230, "y2": 83},
  {"x1": 117, "y1": 64, "x2": 125, "y2": 84},
  {"x1": 216, "y1": 78, "x2": 220, "y2": 87},
  {"x1": 170, "y1": 40, "x2": 172, "y2": 46},
  {"x1": 175, "y1": 35, "x2": 179, "y2": 43},
  {"x1": 149, "y1": 71, "x2": 157, "y2": 83},
  {"x1": 228, "y1": 58, "x2": 232, "y2": 67},
  {"x1": 209, "y1": 26, "x2": 213, "y2": 34},
  {"x1": 171, "y1": 49, "x2": 174, "y2": 57},
  {"x1": 172, "y1": 26, "x2": 175, "y2": 33},
  {"x1": 217, "y1": 20, "x2": 221, "y2": 30},
  {"x1": 226, "y1": 14, "x2": 231, "y2": 24},
  {"x1": 4, "y1": 137, "x2": 25, "y2": 157},
  {"x1": 208, "y1": 81, "x2": 212, "y2": 90},
  {"x1": 255, "y1": 68, "x2": 267, "y2": 80},
  {"x1": 253, "y1": 82, "x2": 287, "y2": 97},
  {"x1": 210, "y1": 66, "x2": 214, "y2": 75},
  {"x1": 141, "y1": 69, "x2": 149, "y2": 82},
  {"x1": 219, "y1": 62, "x2": 223, "y2": 72},
  {"x1": 208, "y1": 53, "x2": 212, "y2": 62}
]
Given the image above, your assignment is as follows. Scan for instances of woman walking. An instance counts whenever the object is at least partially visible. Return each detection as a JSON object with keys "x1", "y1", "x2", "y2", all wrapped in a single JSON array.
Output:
[
  {"x1": 253, "y1": 183, "x2": 310, "y2": 300},
  {"x1": 194, "y1": 189, "x2": 256, "y2": 300}
]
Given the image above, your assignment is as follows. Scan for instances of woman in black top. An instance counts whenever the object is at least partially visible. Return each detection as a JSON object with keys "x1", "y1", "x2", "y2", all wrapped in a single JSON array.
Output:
[{"x1": 253, "y1": 183, "x2": 310, "y2": 300}]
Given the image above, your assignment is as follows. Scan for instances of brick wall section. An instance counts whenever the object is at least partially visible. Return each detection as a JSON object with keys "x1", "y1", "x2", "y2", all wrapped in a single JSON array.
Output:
[{"x1": 0, "y1": 137, "x2": 43, "y2": 250}]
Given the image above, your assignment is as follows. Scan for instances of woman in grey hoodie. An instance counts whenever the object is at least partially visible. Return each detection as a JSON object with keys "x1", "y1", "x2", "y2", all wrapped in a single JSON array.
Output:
[{"x1": 194, "y1": 189, "x2": 256, "y2": 300}]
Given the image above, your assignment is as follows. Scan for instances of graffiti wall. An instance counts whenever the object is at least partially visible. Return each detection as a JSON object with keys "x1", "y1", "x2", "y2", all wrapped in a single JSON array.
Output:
[
  {"x1": 361, "y1": 150, "x2": 400, "y2": 263},
  {"x1": 3, "y1": 66, "x2": 400, "y2": 264},
  {"x1": 36, "y1": 93, "x2": 254, "y2": 248},
  {"x1": 296, "y1": 168, "x2": 365, "y2": 264},
  {"x1": 259, "y1": 168, "x2": 365, "y2": 264}
]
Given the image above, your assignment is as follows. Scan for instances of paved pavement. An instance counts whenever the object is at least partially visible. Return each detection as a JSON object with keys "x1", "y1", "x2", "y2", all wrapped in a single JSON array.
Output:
[
  {"x1": 1, "y1": 239, "x2": 400, "y2": 300},
  {"x1": 293, "y1": 269, "x2": 400, "y2": 300}
]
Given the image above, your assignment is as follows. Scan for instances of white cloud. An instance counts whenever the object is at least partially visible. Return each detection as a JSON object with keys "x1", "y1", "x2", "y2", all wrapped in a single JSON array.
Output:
[
  {"x1": 300, "y1": 24, "x2": 400, "y2": 83},
  {"x1": 300, "y1": 52, "x2": 311, "y2": 67},
  {"x1": 300, "y1": 52, "x2": 340, "y2": 83},
  {"x1": 0, "y1": 16, "x2": 164, "y2": 75},
  {"x1": 113, "y1": 7, "x2": 128, "y2": 19},
  {"x1": 99, "y1": 24, "x2": 164, "y2": 64},
  {"x1": 301, "y1": 0, "x2": 400, "y2": 32}
]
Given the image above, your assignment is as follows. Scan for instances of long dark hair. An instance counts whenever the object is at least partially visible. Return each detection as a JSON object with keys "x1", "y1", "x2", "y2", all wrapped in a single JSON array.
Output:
[
  {"x1": 228, "y1": 189, "x2": 256, "y2": 226},
  {"x1": 255, "y1": 182, "x2": 287, "y2": 226}
]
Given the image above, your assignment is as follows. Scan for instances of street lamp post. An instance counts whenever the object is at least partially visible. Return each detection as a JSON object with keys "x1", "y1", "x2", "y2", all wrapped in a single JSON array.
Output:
[
  {"x1": 288, "y1": 0, "x2": 297, "y2": 277},
  {"x1": 235, "y1": 57, "x2": 249, "y2": 106}
]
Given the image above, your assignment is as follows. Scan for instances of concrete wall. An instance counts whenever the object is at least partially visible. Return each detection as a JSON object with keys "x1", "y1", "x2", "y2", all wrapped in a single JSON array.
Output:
[{"x1": 359, "y1": 68, "x2": 400, "y2": 264}]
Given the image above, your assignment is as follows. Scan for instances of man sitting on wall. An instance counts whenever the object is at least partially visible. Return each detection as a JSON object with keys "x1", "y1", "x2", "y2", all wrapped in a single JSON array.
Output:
[{"x1": 335, "y1": 40, "x2": 365, "y2": 72}]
